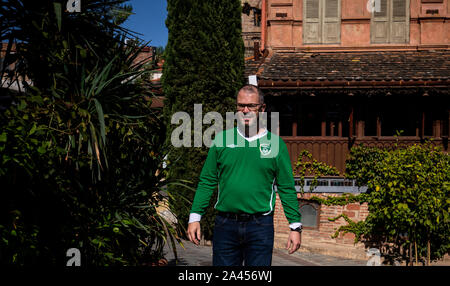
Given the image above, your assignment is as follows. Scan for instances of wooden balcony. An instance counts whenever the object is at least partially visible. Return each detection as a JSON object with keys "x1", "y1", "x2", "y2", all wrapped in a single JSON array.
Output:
[{"x1": 282, "y1": 136, "x2": 448, "y2": 175}]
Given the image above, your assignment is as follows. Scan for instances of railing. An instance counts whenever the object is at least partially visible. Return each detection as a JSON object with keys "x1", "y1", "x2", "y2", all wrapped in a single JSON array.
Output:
[
  {"x1": 296, "y1": 177, "x2": 367, "y2": 193},
  {"x1": 274, "y1": 177, "x2": 368, "y2": 194},
  {"x1": 282, "y1": 136, "x2": 447, "y2": 174}
]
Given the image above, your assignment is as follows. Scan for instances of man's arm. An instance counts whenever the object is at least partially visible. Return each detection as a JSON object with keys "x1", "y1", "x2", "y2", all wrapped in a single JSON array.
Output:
[
  {"x1": 187, "y1": 143, "x2": 219, "y2": 245},
  {"x1": 275, "y1": 139, "x2": 302, "y2": 254}
]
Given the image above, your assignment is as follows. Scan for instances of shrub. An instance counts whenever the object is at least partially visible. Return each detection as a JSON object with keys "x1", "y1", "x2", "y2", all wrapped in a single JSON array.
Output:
[
  {"x1": 337, "y1": 142, "x2": 450, "y2": 265},
  {"x1": 0, "y1": 0, "x2": 179, "y2": 265}
]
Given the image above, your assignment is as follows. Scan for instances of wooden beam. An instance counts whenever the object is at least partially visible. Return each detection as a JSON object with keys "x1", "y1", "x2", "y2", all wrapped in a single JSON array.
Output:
[
  {"x1": 434, "y1": 120, "x2": 441, "y2": 138},
  {"x1": 321, "y1": 120, "x2": 326, "y2": 137},
  {"x1": 321, "y1": 111, "x2": 326, "y2": 136},
  {"x1": 420, "y1": 111, "x2": 425, "y2": 138},
  {"x1": 292, "y1": 121, "x2": 297, "y2": 137},
  {"x1": 357, "y1": 120, "x2": 364, "y2": 138},
  {"x1": 448, "y1": 110, "x2": 450, "y2": 137},
  {"x1": 377, "y1": 115, "x2": 381, "y2": 138},
  {"x1": 338, "y1": 121, "x2": 343, "y2": 137},
  {"x1": 437, "y1": 120, "x2": 442, "y2": 138},
  {"x1": 349, "y1": 106, "x2": 354, "y2": 138}
]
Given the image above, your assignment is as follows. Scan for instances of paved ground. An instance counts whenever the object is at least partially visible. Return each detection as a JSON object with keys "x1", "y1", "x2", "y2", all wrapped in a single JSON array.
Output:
[{"x1": 163, "y1": 240, "x2": 367, "y2": 266}]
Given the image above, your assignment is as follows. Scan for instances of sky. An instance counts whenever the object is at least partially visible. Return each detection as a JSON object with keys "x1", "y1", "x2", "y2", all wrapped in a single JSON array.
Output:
[{"x1": 121, "y1": 0, "x2": 168, "y2": 48}]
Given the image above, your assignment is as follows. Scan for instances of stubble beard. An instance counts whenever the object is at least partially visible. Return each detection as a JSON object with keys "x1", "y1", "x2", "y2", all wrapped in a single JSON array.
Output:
[{"x1": 238, "y1": 112, "x2": 259, "y2": 138}]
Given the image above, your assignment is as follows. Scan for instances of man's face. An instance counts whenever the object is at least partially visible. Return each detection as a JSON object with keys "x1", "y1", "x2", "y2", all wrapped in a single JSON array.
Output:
[{"x1": 236, "y1": 90, "x2": 266, "y2": 128}]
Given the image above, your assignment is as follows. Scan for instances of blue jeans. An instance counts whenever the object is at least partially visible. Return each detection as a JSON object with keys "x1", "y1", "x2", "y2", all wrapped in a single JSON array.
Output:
[{"x1": 212, "y1": 214, "x2": 274, "y2": 266}]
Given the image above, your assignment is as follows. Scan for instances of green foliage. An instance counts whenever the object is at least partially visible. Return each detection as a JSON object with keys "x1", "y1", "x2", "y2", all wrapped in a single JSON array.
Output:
[
  {"x1": 345, "y1": 143, "x2": 390, "y2": 187},
  {"x1": 309, "y1": 193, "x2": 368, "y2": 206},
  {"x1": 162, "y1": 0, "x2": 245, "y2": 241},
  {"x1": 340, "y1": 142, "x2": 450, "y2": 265},
  {"x1": 0, "y1": 0, "x2": 180, "y2": 265},
  {"x1": 293, "y1": 150, "x2": 341, "y2": 193},
  {"x1": 328, "y1": 213, "x2": 367, "y2": 244},
  {"x1": 296, "y1": 144, "x2": 449, "y2": 265}
]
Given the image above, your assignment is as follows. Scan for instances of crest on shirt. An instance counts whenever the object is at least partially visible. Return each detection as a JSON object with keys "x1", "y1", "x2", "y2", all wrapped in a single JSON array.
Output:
[{"x1": 260, "y1": 143, "x2": 271, "y2": 156}]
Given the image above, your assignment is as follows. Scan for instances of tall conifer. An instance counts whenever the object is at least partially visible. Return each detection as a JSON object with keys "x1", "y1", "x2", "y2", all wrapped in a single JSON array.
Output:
[{"x1": 162, "y1": 0, "x2": 245, "y2": 240}]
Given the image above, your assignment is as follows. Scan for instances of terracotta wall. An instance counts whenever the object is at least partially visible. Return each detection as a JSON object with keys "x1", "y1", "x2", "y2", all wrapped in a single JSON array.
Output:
[{"x1": 265, "y1": 0, "x2": 450, "y2": 50}]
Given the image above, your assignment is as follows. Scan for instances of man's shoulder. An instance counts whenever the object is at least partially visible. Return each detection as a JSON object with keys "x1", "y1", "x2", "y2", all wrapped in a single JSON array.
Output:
[
  {"x1": 211, "y1": 127, "x2": 237, "y2": 147},
  {"x1": 265, "y1": 130, "x2": 286, "y2": 146}
]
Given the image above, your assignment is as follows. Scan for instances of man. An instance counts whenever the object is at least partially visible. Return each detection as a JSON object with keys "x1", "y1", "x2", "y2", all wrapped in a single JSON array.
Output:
[{"x1": 187, "y1": 85, "x2": 302, "y2": 266}]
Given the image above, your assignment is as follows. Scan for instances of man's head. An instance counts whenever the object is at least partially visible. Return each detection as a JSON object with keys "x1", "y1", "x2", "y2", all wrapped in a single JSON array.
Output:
[{"x1": 236, "y1": 85, "x2": 266, "y2": 129}]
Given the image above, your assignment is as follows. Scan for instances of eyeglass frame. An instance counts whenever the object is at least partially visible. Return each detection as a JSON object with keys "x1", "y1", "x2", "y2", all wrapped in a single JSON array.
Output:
[{"x1": 236, "y1": 103, "x2": 264, "y2": 111}]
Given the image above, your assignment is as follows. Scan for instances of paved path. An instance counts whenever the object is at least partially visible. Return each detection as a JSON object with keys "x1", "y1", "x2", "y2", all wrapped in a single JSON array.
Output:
[{"x1": 163, "y1": 240, "x2": 367, "y2": 266}]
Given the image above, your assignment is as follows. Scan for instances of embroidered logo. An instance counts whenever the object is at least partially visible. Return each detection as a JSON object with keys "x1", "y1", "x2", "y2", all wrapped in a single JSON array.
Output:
[{"x1": 260, "y1": 143, "x2": 271, "y2": 156}]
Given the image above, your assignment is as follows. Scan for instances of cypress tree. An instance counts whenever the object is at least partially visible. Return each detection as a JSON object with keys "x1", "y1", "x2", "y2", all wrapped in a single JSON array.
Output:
[{"x1": 162, "y1": 0, "x2": 245, "y2": 240}]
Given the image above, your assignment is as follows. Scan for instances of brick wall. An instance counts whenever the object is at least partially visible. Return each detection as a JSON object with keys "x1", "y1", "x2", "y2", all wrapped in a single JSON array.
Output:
[
  {"x1": 133, "y1": 46, "x2": 154, "y2": 66},
  {"x1": 274, "y1": 192, "x2": 369, "y2": 260}
]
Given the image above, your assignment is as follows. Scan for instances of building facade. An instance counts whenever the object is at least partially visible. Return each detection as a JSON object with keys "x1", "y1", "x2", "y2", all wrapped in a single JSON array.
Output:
[
  {"x1": 242, "y1": 0, "x2": 263, "y2": 57},
  {"x1": 243, "y1": 0, "x2": 450, "y2": 261}
]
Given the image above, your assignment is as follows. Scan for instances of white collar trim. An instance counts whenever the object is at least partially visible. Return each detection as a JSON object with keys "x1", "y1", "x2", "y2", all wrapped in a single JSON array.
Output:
[{"x1": 237, "y1": 127, "x2": 268, "y2": 142}]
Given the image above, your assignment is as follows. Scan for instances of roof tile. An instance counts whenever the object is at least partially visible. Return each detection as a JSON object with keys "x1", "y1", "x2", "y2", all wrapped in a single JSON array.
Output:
[{"x1": 245, "y1": 50, "x2": 450, "y2": 85}]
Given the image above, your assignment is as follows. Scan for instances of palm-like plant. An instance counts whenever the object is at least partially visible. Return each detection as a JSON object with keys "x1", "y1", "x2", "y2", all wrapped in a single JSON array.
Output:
[{"x1": 0, "y1": 0, "x2": 183, "y2": 265}]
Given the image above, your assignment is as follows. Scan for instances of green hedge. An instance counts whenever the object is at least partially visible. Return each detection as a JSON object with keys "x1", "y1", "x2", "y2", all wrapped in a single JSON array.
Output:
[{"x1": 162, "y1": 0, "x2": 245, "y2": 241}]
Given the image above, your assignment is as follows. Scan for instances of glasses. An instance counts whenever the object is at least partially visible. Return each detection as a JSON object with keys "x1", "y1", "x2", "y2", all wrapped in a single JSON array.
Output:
[{"x1": 236, "y1": 103, "x2": 261, "y2": 111}]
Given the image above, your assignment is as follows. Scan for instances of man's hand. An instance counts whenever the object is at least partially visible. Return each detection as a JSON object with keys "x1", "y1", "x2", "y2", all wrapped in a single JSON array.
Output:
[
  {"x1": 286, "y1": 231, "x2": 301, "y2": 254},
  {"x1": 187, "y1": 222, "x2": 201, "y2": 246}
]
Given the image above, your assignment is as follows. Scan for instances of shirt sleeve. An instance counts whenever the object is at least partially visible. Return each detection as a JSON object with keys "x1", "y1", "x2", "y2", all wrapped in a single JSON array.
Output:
[
  {"x1": 275, "y1": 138, "x2": 302, "y2": 225},
  {"x1": 189, "y1": 143, "x2": 219, "y2": 216}
]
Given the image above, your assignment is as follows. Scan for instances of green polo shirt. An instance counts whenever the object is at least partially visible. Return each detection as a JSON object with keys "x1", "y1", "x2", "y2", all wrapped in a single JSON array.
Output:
[{"x1": 190, "y1": 127, "x2": 301, "y2": 224}]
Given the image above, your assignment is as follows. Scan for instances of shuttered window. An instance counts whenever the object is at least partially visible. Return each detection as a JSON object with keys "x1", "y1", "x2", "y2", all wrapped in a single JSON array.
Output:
[
  {"x1": 303, "y1": 0, "x2": 341, "y2": 44},
  {"x1": 371, "y1": 0, "x2": 409, "y2": 44}
]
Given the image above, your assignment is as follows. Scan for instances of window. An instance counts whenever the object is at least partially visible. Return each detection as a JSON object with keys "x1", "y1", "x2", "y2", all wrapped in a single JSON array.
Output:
[
  {"x1": 242, "y1": 2, "x2": 261, "y2": 27},
  {"x1": 298, "y1": 199, "x2": 320, "y2": 229},
  {"x1": 253, "y1": 8, "x2": 261, "y2": 27},
  {"x1": 324, "y1": 103, "x2": 349, "y2": 137},
  {"x1": 371, "y1": 0, "x2": 410, "y2": 44},
  {"x1": 303, "y1": 0, "x2": 341, "y2": 44}
]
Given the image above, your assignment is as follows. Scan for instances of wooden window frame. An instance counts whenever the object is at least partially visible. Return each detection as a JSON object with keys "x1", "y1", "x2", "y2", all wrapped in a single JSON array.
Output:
[
  {"x1": 370, "y1": 0, "x2": 410, "y2": 44},
  {"x1": 303, "y1": 0, "x2": 341, "y2": 44}
]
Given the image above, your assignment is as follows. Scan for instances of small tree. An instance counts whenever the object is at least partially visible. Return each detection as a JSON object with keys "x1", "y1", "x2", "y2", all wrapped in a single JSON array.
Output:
[{"x1": 341, "y1": 142, "x2": 450, "y2": 265}]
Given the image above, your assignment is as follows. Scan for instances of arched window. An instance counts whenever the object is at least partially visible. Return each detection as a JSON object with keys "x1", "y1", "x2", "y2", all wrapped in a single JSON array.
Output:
[{"x1": 299, "y1": 199, "x2": 321, "y2": 229}]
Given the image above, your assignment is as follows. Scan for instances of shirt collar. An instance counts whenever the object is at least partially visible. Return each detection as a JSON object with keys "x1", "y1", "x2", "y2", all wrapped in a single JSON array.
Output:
[{"x1": 236, "y1": 127, "x2": 268, "y2": 142}]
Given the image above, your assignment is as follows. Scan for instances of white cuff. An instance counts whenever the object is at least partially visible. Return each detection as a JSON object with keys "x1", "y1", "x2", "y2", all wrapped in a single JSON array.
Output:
[
  {"x1": 189, "y1": 213, "x2": 202, "y2": 223},
  {"x1": 289, "y1": 222, "x2": 302, "y2": 230}
]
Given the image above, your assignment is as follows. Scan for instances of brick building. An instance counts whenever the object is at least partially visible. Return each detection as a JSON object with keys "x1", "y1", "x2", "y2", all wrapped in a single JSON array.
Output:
[
  {"x1": 242, "y1": 1, "x2": 263, "y2": 57},
  {"x1": 243, "y1": 0, "x2": 450, "y2": 260}
]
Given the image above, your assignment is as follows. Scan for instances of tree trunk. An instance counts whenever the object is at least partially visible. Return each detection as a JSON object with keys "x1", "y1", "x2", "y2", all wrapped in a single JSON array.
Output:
[
  {"x1": 415, "y1": 240, "x2": 418, "y2": 266},
  {"x1": 409, "y1": 242, "x2": 412, "y2": 266},
  {"x1": 427, "y1": 240, "x2": 430, "y2": 266}
]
